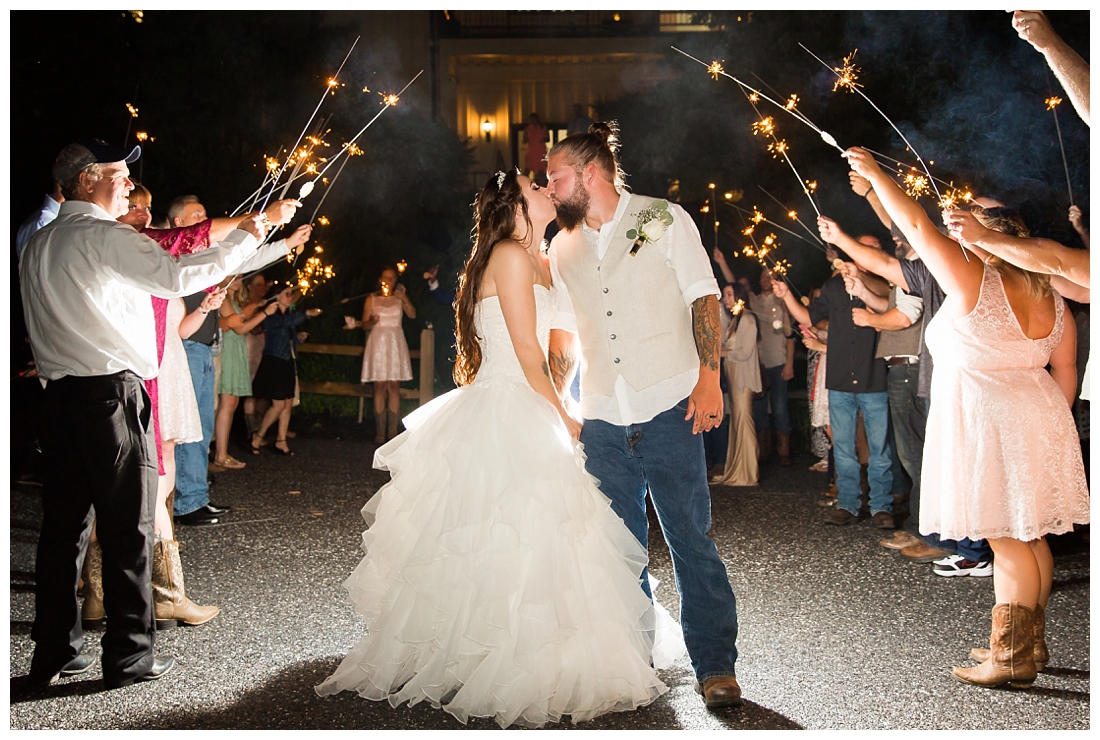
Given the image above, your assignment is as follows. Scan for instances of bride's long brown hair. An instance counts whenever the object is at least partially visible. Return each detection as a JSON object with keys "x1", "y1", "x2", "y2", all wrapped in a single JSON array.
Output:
[{"x1": 453, "y1": 170, "x2": 531, "y2": 385}]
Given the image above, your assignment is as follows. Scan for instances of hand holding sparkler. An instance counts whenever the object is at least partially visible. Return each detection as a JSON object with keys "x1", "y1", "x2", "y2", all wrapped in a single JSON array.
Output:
[
  {"x1": 817, "y1": 215, "x2": 843, "y2": 245},
  {"x1": 236, "y1": 213, "x2": 269, "y2": 240},
  {"x1": 286, "y1": 224, "x2": 313, "y2": 252},
  {"x1": 849, "y1": 172, "x2": 873, "y2": 199},
  {"x1": 263, "y1": 198, "x2": 303, "y2": 227},
  {"x1": 1011, "y1": 11, "x2": 1059, "y2": 52},
  {"x1": 942, "y1": 208, "x2": 989, "y2": 245}
]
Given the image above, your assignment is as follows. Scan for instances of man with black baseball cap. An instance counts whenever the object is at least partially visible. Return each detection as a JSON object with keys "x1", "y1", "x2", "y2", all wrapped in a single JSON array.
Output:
[{"x1": 19, "y1": 138, "x2": 270, "y2": 689}]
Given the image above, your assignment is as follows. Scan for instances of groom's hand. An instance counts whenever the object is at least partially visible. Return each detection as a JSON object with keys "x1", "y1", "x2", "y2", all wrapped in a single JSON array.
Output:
[{"x1": 686, "y1": 371, "x2": 723, "y2": 434}]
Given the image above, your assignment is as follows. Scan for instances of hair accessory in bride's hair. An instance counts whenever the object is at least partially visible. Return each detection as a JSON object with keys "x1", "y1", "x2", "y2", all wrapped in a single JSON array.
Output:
[{"x1": 495, "y1": 171, "x2": 507, "y2": 189}]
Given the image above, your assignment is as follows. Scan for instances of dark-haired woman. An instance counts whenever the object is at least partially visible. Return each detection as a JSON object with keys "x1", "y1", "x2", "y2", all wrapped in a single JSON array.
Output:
[
  {"x1": 250, "y1": 286, "x2": 321, "y2": 456},
  {"x1": 847, "y1": 147, "x2": 1088, "y2": 689},
  {"x1": 317, "y1": 171, "x2": 684, "y2": 728},
  {"x1": 711, "y1": 282, "x2": 761, "y2": 486}
]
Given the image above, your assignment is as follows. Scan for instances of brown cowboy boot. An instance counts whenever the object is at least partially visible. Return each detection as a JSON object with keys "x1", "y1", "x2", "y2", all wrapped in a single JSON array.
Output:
[
  {"x1": 386, "y1": 409, "x2": 399, "y2": 441},
  {"x1": 152, "y1": 539, "x2": 220, "y2": 628},
  {"x1": 970, "y1": 602, "x2": 1048, "y2": 672},
  {"x1": 80, "y1": 539, "x2": 105, "y2": 628},
  {"x1": 953, "y1": 602, "x2": 1037, "y2": 689},
  {"x1": 776, "y1": 431, "x2": 792, "y2": 467}
]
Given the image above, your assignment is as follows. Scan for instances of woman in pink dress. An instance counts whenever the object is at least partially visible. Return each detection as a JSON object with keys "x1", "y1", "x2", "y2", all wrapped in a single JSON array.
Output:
[
  {"x1": 847, "y1": 148, "x2": 1088, "y2": 690},
  {"x1": 360, "y1": 267, "x2": 415, "y2": 443}
]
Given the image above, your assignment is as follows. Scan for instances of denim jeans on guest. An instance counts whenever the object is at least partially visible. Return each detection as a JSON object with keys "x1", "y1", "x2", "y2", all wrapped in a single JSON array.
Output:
[
  {"x1": 174, "y1": 340, "x2": 214, "y2": 516},
  {"x1": 752, "y1": 364, "x2": 791, "y2": 436},
  {"x1": 829, "y1": 390, "x2": 892, "y2": 516},
  {"x1": 579, "y1": 399, "x2": 740, "y2": 682}
]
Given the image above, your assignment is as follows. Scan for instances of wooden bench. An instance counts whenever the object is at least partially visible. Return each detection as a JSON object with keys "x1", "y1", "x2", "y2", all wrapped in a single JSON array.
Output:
[{"x1": 297, "y1": 327, "x2": 435, "y2": 422}]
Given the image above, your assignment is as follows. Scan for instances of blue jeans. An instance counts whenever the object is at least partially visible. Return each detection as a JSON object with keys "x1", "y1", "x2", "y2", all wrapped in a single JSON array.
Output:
[
  {"x1": 174, "y1": 341, "x2": 214, "y2": 516},
  {"x1": 829, "y1": 390, "x2": 893, "y2": 516},
  {"x1": 752, "y1": 364, "x2": 791, "y2": 435},
  {"x1": 579, "y1": 400, "x2": 739, "y2": 682}
]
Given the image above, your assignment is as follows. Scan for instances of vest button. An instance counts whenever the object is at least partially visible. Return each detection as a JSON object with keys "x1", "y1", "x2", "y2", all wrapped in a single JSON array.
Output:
[
  {"x1": 606, "y1": 311, "x2": 612, "y2": 316},
  {"x1": 603, "y1": 288, "x2": 609, "y2": 293},
  {"x1": 610, "y1": 334, "x2": 616, "y2": 339},
  {"x1": 614, "y1": 357, "x2": 620, "y2": 363}
]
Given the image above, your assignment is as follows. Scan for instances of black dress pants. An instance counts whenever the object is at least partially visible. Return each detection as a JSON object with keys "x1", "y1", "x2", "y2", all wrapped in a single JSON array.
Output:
[{"x1": 31, "y1": 371, "x2": 157, "y2": 686}]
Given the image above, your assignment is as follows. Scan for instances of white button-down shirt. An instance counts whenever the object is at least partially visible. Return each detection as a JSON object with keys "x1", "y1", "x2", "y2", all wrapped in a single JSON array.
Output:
[
  {"x1": 20, "y1": 200, "x2": 260, "y2": 382},
  {"x1": 550, "y1": 191, "x2": 720, "y2": 426}
]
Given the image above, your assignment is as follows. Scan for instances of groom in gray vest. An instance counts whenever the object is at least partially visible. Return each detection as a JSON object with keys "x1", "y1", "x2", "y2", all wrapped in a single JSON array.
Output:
[{"x1": 546, "y1": 123, "x2": 742, "y2": 708}]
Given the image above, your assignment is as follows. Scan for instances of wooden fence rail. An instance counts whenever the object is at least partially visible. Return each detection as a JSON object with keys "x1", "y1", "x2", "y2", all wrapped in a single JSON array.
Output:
[{"x1": 297, "y1": 327, "x2": 435, "y2": 423}]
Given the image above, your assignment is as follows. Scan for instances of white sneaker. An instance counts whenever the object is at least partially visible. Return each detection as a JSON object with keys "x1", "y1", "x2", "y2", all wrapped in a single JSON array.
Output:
[{"x1": 931, "y1": 554, "x2": 993, "y2": 577}]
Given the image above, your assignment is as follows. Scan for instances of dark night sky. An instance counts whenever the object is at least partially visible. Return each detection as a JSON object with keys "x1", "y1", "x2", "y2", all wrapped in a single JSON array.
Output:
[{"x1": 9, "y1": 10, "x2": 1091, "y2": 303}]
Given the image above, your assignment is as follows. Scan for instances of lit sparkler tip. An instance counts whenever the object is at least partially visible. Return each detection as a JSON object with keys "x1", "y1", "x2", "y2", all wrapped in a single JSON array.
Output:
[
  {"x1": 327, "y1": 78, "x2": 339, "y2": 88},
  {"x1": 730, "y1": 299, "x2": 745, "y2": 316},
  {"x1": 751, "y1": 209, "x2": 765, "y2": 225},
  {"x1": 707, "y1": 61, "x2": 725, "y2": 80},
  {"x1": 362, "y1": 86, "x2": 370, "y2": 93},
  {"x1": 1045, "y1": 96, "x2": 1063, "y2": 111},
  {"x1": 380, "y1": 92, "x2": 400, "y2": 107},
  {"x1": 788, "y1": 210, "x2": 797, "y2": 220},
  {"x1": 784, "y1": 94, "x2": 799, "y2": 110},
  {"x1": 832, "y1": 49, "x2": 863, "y2": 94},
  {"x1": 126, "y1": 103, "x2": 139, "y2": 118},
  {"x1": 135, "y1": 131, "x2": 149, "y2": 142},
  {"x1": 751, "y1": 116, "x2": 776, "y2": 137},
  {"x1": 748, "y1": 91, "x2": 760, "y2": 104},
  {"x1": 396, "y1": 260, "x2": 408, "y2": 274},
  {"x1": 317, "y1": 216, "x2": 330, "y2": 226}
]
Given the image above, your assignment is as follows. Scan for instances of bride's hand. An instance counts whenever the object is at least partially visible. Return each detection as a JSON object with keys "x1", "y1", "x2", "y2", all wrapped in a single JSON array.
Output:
[{"x1": 559, "y1": 407, "x2": 583, "y2": 441}]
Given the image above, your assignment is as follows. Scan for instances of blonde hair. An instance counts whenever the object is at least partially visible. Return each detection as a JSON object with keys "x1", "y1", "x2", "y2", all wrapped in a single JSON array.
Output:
[
  {"x1": 128, "y1": 182, "x2": 152, "y2": 207},
  {"x1": 971, "y1": 205, "x2": 1051, "y2": 300}
]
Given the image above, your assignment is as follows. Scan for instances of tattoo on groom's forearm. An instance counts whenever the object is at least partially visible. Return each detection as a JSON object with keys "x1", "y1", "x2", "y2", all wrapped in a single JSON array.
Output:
[
  {"x1": 692, "y1": 295, "x2": 721, "y2": 372},
  {"x1": 548, "y1": 346, "x2": 576, "y2": 394}
]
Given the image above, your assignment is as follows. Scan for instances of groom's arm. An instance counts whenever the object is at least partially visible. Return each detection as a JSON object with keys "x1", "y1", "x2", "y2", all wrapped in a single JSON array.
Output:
[{"x1": 548, "y1": 329, "x2": 578, "y2": 396}]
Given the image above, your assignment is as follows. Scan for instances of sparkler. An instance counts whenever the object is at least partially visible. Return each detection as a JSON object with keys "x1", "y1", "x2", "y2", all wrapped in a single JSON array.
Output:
[
  {"x1": 671, "y1": 46, "x2": 845, "y2": 153},
  {"x1": 757, "y1": 187, "x2": 825, "y2": 246},
  {"x1": 305, "y1": 70, "x2": 423, "y2": 192},
  {"x1": 1045, "y1": 96, "x2": 1074, "y2": 205},
  {"x1": 726, "y1": 202, "x2": 827, "y2": 253},
  {"x1": 258, "y1": 35, "x2": 359, "y2": 213},
  {"x1": 732, "y1": 208, "x2": 807, "y2": 302},
  {"x1": 295, "y1": 252, "x2": 336, "y2": 296},
  {"x1": 802, "y1": 43, "x2": 969, "y2": 260},
  {"x1": 740, "y1": 83, "x2": 822, "y2": 217}
]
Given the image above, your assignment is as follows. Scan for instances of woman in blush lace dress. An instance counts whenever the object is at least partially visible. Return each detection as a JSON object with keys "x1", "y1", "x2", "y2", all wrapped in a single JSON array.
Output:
[
  {"x1": 316, "y1": 171, "x2": 684, "y2": 728},
  {"x1": 848, "y1": 147, "x2": 1088, "y2": 690},
  {"x1": 360, "y1": 267, "x2": 415, "y2": 443}
]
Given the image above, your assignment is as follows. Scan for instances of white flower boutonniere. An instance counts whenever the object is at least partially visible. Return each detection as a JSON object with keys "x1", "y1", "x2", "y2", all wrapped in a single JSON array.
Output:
[{"x1": 627, "y1": 201, "x2": 674, "y2": 256}]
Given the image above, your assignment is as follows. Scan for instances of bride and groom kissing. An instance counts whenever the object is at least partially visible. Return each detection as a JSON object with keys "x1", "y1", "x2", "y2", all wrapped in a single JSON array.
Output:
[{"x1": 315, "y1": 122, "x2": 742, "y2": 728}]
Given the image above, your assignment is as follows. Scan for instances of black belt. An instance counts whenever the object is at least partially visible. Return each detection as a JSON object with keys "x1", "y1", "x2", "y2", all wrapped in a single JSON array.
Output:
[{"x1": 886, "y1": 357, "x2": 919, "y2": 366}]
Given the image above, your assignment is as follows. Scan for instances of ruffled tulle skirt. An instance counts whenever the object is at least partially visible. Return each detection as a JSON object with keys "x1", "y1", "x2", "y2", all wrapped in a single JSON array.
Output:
[{"x1": 316, "y1": 376, "x2": 684, "y2": 728}]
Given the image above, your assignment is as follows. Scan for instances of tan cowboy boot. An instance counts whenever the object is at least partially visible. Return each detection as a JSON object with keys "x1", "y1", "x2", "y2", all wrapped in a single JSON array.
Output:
[
  {"x1": 386, "y1": 410, "x2": 399, "y2": 441},
  {"x1": 776, "y1": 431, "x2": 792, "y2": 467},
  {"x1": 152, "y1": 539, "x2": 220, "y2": 628},
  {"x1": 954, "y1": 602, "x2": 1037, "y2": 689},
  {"x1": 80, "y1": 540, "x2": 105, "y2": 628},
  {"x1": 970, "y1": 602, "x2": 1048, "y2": 672}
]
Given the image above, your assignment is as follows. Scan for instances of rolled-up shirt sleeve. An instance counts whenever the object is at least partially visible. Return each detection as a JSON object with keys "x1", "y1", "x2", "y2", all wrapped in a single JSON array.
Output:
[
  {"x1": 894, "y1": 287, "x2": 923, "y2": 324},
  {"x1": 548, "y1": 237, "x2": 578, "y2": 333},
  {"x1": 661, "y1": 203, "x2": 720, "y2": 308}
]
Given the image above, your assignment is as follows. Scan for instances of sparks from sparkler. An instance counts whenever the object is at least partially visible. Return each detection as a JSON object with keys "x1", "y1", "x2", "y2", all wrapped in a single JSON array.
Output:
[
  {"x1": 831, "y1": 49, "x2": 862, "y2": 94},
  {"x1": 733, "y1": 209, "x2": 807, "y2": 299},
  {"x1": 767, "y1": 139, "x2": 789, "y2": 159},
  {"x1": 1046, "y1": 95, "x2": 1074, "y2": 205},
  {"x1": 901, "y1": 170, "x2": 931, "y2": 200},
  {"x1": 751, "y1": 117, "x2": 776, "y2": 137},
  {"x1": 257, "y1": 36, "x2": 359, "y2": 213},
  {"x1": 671, "y1": 46, "x2": 845, "y2": 153},
  {"x1": 126, "y1": 103, "x2": 139, "y2": 118}
]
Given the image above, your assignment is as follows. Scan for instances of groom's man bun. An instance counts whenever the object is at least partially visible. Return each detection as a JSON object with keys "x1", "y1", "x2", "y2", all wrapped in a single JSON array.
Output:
[{"x1": 549, "y1": 120, "x2": 626, "y2": 191}]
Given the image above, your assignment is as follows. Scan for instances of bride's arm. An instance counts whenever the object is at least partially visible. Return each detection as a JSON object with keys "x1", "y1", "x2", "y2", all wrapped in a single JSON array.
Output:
[{"x1": 492, "y1": 242, "x2": 582, "y2": 439}]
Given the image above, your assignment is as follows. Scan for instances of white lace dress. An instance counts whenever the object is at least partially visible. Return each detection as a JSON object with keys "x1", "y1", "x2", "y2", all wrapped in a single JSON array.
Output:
[
  {"x1": 317, "y1": 285, "x2": 685, "y2": 728},
  {"x1": 920, "y1": 266, "x2": 1089, "y2": 542},
  {"x1": 157, "y1": 298, "x2": 203, "y2": 445}
]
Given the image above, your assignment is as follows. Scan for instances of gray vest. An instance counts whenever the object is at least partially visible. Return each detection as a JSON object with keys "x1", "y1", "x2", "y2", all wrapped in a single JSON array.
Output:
[{"x1": 553, "y1": 194, "x2": 699, "y2": 396}]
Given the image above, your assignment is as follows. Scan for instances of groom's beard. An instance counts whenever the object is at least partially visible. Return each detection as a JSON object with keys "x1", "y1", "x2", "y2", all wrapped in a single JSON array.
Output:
[{"x1": 554, "y1": 180, "x2": 590, "y2": 231}]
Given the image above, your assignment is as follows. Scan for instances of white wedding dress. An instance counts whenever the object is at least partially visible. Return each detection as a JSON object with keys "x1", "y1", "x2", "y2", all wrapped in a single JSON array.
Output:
[{"x1": 316, "y1": 285, "x2": 685, "y2": 728}]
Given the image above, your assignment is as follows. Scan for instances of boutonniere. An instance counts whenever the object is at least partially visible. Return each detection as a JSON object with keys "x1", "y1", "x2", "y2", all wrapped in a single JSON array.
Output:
[{"x1": 626, "y1": 201, "x2": 674, "y2": 256}]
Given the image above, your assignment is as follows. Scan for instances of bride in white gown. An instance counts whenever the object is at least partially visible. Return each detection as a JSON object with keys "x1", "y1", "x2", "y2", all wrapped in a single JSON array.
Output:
[{"x1": 316, "y1": 170, "x2": 684, "y2": 728}]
